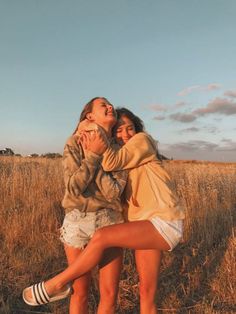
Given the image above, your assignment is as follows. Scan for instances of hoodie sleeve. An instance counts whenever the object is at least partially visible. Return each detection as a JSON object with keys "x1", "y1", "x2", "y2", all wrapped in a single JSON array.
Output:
[
  {"x1": 95, "y1": 168, "x2": 128, "y2": 202},
  {"x1": 63, "y1": 136, "x2": 102, "y2": 197},
  {"x1": 102, "y1": 132, "x2": 158, "y2": 171}
]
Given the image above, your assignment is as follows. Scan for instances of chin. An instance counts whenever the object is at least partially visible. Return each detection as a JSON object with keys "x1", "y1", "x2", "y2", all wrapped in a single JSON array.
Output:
[
  {"x1": 124, "y1": 138, "x2": 130, "y2": 142},
  {"x1": 108, "y1": 116, "x2": 117, "y2": 123}
]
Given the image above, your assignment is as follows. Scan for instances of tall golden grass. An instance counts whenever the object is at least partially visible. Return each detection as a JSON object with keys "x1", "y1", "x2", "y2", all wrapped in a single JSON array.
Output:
[{"x1": 0, "y1": 156, "x2": 235, "y2": 314}]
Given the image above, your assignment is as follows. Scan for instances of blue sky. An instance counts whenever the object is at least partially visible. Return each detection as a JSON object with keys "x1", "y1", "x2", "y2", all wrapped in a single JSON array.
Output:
[{"x1": 0, "y1": 0, "x2": 235, "y2": 161}]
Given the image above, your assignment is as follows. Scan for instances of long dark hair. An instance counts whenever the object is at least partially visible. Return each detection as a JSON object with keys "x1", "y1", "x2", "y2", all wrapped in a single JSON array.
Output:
[
  {"x1": 115, "y1": 107, "x2": 162, "y2": 160},
  {"x1": 115, "y1": 107, "x2": 145, "y2": 133}
]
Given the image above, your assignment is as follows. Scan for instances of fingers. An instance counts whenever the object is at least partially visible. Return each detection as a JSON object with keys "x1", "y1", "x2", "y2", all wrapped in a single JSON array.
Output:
[
  {"x1": 89, "y1": 130, "x2": 106, "y2": 144},
  {"x1": 79, "y1": 131, "x2": 107, "y2": 154},
  {"x1": 79, "y1": 132, "x2": 90, "y2": 149}
]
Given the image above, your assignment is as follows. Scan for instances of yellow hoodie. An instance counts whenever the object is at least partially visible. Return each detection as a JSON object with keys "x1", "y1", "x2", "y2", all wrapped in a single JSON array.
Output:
[{"x1": 102, "y1": 132, "x2": 185, "y2": 221}]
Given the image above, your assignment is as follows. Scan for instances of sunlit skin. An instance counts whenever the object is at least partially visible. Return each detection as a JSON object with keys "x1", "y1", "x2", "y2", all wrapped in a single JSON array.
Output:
[
  {"x1": 24, "y1": 107, "x2": 170, "y2": 314},
  {"x1": 86, "y1": 98, "x2": 117, "y2": 137},
  {"x1": 78, "y1": 98, "x2": 117, "y2": 156},
  {"x1": 66, "y1": 98, "x2": 122, "y2": 314},
  {"x1": 115, "y1": 115, "x2": 162, "y2": 314},
  {"x1": 115, "y1": 115, "x2": 136, "y2": 146},
  {"x1": 48, "y1": 99, "x2": 122, "y2": 314}
]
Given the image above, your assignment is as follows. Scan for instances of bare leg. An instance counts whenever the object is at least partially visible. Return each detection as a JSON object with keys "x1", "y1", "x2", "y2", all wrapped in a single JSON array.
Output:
[
  {"x1": 135, "y1": 249, "x2": 162, "y2": 314},
  {"x1": 39, "y1": 221, "x2": 170, "y2": 296},
  {"x1": 97, "y1": 247, "x2": 123, "y2": 314},
  {"x1": 64, "y1": 244, "x2": 91, "y2": 314}
]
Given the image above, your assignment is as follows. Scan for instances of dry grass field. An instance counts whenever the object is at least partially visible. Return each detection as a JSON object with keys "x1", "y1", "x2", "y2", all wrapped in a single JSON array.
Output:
[{"x1": 0, "y1": 156, "x2": 235, "y2": 314}]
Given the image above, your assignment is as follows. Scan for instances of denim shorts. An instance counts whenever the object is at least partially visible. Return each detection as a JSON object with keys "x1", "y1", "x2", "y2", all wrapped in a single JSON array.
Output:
[
  {"x1": 60, "y1": 208, "x2": 124, "y2": 249},
  {"x1": 149, "y1": 216, "x2": 183, "y2": 251}
]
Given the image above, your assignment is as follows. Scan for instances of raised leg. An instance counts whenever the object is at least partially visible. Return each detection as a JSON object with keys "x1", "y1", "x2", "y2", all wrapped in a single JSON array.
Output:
[{"x1": 35, "y1": 221, "x2": 170, "y2": 297}]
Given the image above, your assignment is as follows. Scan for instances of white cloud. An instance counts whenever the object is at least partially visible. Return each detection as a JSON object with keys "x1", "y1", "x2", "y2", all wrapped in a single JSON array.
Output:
[
  {"x1": 169, "y1": 112, "x2": 197, "y2": 123},
  {"x1": 203, "y1": 125, "x2": 218, "y2": 134},
  {"x1": 217, "y1": 140, "x2": 236, "y2": 151},
  {"x1": 153, "y1": 116, "x2": 166, "y2": 120},
  {"x1": 149, "y1": 104, "x2": 168, "y2": 112},
  {"x1": 168, "y1": 140, "x2": 219, "y2": 152},
  {"x1": 205, "y1": 83, "x2": 221, "y2": 91},
  {"x1": 193, "y1": 97, "x2": 236, "y2": 116},
  {"x1": 166, "y1": 96, "x2": 236, "y2": 124},
  {"x1": 178, "y1": 127, "x2": 200, "y2": 133},
  {"x1": 224, "y1": 90, "x2": 236, "y2": 98},
  {"x1": 159, "y1": 139, "x2": 236, "y2": 161},
  {"x1": 178, "y1": 83, "x2": 221, "y2": 96},
  {"x1": 175, "y1": 101, "x2": 187, "y2": 108},
  {"x1": 177, "y1": 85, "x2": 201, "y2": 96}
]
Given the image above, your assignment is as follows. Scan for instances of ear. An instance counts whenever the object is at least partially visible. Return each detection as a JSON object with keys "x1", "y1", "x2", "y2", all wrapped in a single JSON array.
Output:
[{"x1": 86, "y1": 113, "x2": 93, "y2": 121}]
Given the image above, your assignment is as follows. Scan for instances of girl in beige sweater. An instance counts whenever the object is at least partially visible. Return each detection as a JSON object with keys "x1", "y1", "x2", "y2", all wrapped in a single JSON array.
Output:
[{"x1": 23, "y1": 97, "x2": 127, "y2": 314}]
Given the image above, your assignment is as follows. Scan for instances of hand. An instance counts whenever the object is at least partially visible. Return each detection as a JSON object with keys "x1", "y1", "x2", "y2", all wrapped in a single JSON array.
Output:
[{"x1": 79, "y1": 131, "x2": 108, "y2": 155}]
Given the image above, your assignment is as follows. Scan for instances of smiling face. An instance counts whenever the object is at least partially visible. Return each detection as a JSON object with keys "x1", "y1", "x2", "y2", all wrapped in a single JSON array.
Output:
[
  {"x1": 115, "y1": 115, "x2": 136, "y2": 146},
  {"x1": 87, "y1": 98, "x2": 117, "y2": 129}
]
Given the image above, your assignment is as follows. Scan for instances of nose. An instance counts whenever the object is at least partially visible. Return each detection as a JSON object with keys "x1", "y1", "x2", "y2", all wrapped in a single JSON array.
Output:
[
  {"x1": 107, "y1": 104, "x2": 113, "y2": 111},
  {"x1": 122, "y1": 129, "x2": 129, "y2": 137}
]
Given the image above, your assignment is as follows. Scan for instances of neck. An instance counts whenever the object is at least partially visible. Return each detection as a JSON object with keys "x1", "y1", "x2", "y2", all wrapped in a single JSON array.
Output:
[{"x1": 98, "y1": 124, "x2": 113, "y2": 138}]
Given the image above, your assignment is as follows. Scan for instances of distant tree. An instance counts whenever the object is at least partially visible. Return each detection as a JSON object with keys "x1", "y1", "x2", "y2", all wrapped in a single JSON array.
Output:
[
  {"x1": 28, "y1": 153, "x2": 39, "y2": 158},
  {"x1": 6, "y1": 148, "x2": 14, "y2": 155},
  {"x1": 41, "y1": 153, "x2": 62, "y2": 158},
  {"x1": 0, "y1": 148, "x2": 14, "y2": 156}
]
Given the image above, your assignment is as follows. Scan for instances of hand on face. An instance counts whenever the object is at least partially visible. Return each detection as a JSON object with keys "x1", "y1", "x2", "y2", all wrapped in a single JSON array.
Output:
[{"x1": 79, "y1": 130, "x2": 108, "y2": 155}]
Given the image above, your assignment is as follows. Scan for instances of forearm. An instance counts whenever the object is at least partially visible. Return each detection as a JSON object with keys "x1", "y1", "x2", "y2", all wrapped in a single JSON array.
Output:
[{"x1": 102, "y1": 133, "x2": 154, "y2": 171}]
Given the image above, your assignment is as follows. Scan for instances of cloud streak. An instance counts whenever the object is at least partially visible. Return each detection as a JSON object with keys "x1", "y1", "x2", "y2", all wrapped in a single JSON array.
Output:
[
  {"x1": 159, "y1": 139, "x2": 236, "y2": 161},
  {"x1": 168, "y1": 140, "x2": 218, "y2": 152},
  {"x1": 178, "y1": 127, "x2": 200, "y2": 133},
  {"x1": 169, "y1": 112, "x2": 197, "y2": 123},
  {"x1": 167, "y1": 96, "x2": 236, "y2": 123},
  {"x1": 178, "y1": 83, "x2": 221, "y2": 96},
  {"x1": 193, "y1": 97, "x2": 236, "y2": 116},
  {"x1": 224, "y1": 89, "x2": 236, "y2": 98},
  {"x1": 149, "y1": 104, "x2": 168, "y2": 112},
  {"x1": 218, "y1": 138, "x2": 236, "y2": 151},
  {"x1": 175, "y1": 101, "x2": 187, "y2": 108},
  {"x1": 163, "y1": 139, "x2": 236, "y2": 153},
  {"x1": 153, "y1": 116, "x2": 166, "y2": 120}
]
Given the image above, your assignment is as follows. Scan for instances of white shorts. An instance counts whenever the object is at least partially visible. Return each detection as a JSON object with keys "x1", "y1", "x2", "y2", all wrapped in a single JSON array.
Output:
[{"x1": 149, "y1": 216, "x2": 183, "y2": 251}]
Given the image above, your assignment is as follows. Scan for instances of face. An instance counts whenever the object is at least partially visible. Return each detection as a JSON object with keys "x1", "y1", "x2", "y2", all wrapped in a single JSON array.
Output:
[
  {"x1": 115, "y1": 115, "x2": 136, "y2": 146},
  {"x1": 87, "y1": 98, "x2": 117, "y2": 127}
]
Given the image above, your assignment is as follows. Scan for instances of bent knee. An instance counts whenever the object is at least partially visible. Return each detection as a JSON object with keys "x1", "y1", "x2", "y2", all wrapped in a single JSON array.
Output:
[
  {"x1": 100, "y1": 288, "x2": 118, "y2": 301},
  {"x1": 71, "y1": 281, "x2": 89, "y2": 301}
]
